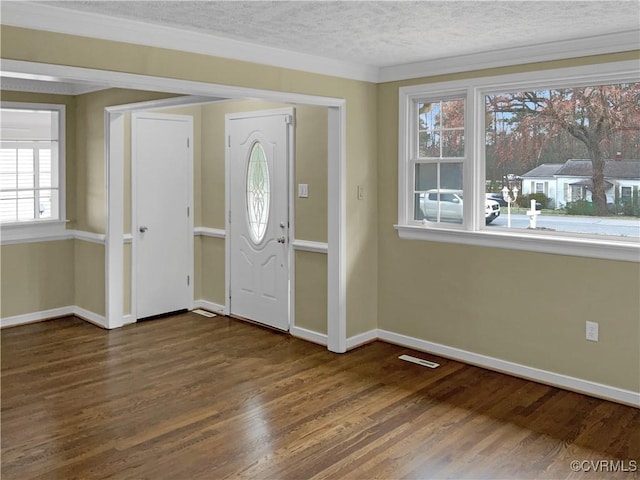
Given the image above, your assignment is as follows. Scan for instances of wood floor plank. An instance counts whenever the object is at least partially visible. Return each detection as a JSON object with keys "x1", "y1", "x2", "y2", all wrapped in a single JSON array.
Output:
[{"x1": 2, "y1": 314, "x2": 638, "y2": 479}]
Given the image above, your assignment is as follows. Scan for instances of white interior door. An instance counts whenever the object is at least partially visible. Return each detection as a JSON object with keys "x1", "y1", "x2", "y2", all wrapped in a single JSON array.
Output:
[
  {"x1": 133, "y1": 113, "x2": 193, "y2": 320},
  {"x1": 227, "y1": 109, "x2": 292, "y2": 330}
]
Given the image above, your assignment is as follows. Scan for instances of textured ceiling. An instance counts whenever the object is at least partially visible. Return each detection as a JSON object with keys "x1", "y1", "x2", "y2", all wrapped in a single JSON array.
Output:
[{"x1": 43, "y1": 1, "x2": 640, "y2": 68}]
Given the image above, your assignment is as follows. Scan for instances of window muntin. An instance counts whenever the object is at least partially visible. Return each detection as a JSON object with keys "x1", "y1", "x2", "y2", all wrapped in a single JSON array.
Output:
[
  {"x1": 0, "y1": 105, "x2": 63, "y2": 224},
  {"x1": 418, "y1": 99, "x2": 465, "y2": 159}
]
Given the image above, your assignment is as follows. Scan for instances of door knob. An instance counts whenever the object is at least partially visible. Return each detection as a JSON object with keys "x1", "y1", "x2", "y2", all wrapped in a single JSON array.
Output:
[
  {"x1": 277, "y1": 236, "x2": 285, "y2": 244},
  {"x1": 139, "y1": 226, "x2": 148, "y2": 233}
]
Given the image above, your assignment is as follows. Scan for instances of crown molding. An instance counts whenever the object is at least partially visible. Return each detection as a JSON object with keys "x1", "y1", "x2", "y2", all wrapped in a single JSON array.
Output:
[
  {"x1": 1, "y1": 2, "x2": 638, "y2": 85},
  {"x1": 0, "y1": 2, "x2": 379, "y2": 83},
  {"x1": 378, "y1": 30, "x2": 640, "y2": 83},
  {"x1": 0, "y1": 76, "x2": 108, "y2": 95}
]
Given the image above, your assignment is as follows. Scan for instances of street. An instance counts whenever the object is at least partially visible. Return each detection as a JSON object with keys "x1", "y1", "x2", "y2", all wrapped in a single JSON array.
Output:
[{"x1": 488, "y1": 213, "x2": 640, "y2": 238}]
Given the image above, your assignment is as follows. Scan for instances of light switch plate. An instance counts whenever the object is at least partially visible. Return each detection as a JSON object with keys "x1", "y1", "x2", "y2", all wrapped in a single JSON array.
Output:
[
  {"x1": 298, "y1": 183, "x2": 308, "y2": 198},
  {"x1": 586, "y1": 321, "x2": 599, "y2": 342}
]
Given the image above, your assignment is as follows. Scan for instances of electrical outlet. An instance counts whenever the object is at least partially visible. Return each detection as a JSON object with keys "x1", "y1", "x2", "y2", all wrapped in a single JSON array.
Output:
[{"x1": 586, "y1": 321, "x2": 599, "y2": 342}]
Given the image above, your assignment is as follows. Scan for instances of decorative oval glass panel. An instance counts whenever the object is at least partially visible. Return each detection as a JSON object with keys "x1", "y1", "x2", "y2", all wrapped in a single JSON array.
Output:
[{"x1": 246, "y1": 142, "x2": 270, "y2": 243}]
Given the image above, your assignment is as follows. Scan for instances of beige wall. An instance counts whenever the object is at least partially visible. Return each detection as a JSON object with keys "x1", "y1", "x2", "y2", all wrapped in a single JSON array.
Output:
[
  {"x1": 75, "y1": 88, "x2": 177, "y2": 233},
  {"x1": 74, "y1": 240, "x2": 105, "y2": 316},
  {"x1": 295, "y1": 250, "x2": 328, "y2": 335},
  {"x1": 1, "y1": 25, "x2": 378, "y2": 338},
  {"x1": 0, "y1": 240, "x2": 75, "y2": 317},
  {"x1": 123, "y1": 243, "x2": 131, "y2": 316},
  {"x1": 376, "y1": 52, "x2": 640, "y2": 392},
  {"x1": 198, "y1": 236, "x2": 226, "y2": 306}
]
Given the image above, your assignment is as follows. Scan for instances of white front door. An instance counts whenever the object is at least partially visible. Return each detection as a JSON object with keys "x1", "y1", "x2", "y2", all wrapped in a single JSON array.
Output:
[
  {"x1": 133, "y1": 113, "x2": 193, "y2": 320},
  {"x1": 227, "y1": 109, "x2": 292, "y2": 330}
]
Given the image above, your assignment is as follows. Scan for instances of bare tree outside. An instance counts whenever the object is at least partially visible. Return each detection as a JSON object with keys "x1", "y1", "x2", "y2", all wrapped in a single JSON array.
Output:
[{"x1": 486, "y1": 83, "x2": 640, "y2": 216}]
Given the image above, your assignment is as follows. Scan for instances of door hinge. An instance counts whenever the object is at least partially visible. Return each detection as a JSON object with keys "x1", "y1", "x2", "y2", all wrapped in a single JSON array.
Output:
[
  {"x1": 228, "y1": 210, "x2": 231, "y2": 223},
  {"x1": 285, "y1": 115, "x2": 293, "y2": 125},
  {"x1": 187, "y1": 137, "x2": 190, "y2": 148},
  {"x1": 187, "y1": 275, "x2": 190, "y2": 286},
  {"x1": 228, "y1": 135, "x2": 231, "y2": 148},
  {"x1": 187, "y1": 206, "x2": 190, "y2": 217}
]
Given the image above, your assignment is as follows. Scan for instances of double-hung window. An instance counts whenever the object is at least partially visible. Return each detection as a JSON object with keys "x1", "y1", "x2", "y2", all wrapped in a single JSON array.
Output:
[
  {"x1": 412, "y1": 98, "x2": 466, "y2": 225},
  {"x1": 0, "y1": 103, "x2": 65, "y2": 238},
  {"x1": 397, "y1": 60, "x2": 640, "y2": 262}
]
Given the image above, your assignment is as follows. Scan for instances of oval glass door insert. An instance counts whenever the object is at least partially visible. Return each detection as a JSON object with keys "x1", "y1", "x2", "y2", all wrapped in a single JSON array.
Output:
[{"x1": 246, "y1": 142, "x2": 270, "y2": 243}]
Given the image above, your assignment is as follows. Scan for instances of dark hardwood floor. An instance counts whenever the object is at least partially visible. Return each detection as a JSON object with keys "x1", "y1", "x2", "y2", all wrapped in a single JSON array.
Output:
[{"x1": 1, "y1": 313, "x2": 638, "y2": 479}]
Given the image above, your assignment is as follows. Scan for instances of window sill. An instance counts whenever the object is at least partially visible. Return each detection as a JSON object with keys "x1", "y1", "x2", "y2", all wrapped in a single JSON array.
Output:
[
  {"x1": 394, "y1": 224, "x2": 640, "y2": 263},
  {"x1": 0, "y1": 220, "x2": 70, "y2": 245}
]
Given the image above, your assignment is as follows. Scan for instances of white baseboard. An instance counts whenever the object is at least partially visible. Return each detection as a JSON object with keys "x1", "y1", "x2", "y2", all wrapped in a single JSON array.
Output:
[
  {"x1": 290, "y1": 325, "x2": 328, "y2": 346},
  {"x1": 1, "y1": 306, "x2": 74, "y2": 328},
  {"x1": 346, "y1": 329, "x2": 378, "y2": 350},
  {"x1": 192, "y1": 300, "x2": 226, "y2": 315},
  {"x1": 377, "y1": 329, "x2": 640, "y2": 408},
  {"x1": 1, "y1": 305, "x2": 107, "y2": 329},
  {"x1": 74, "y1": 307, "x2": 107, "y2": 328}
]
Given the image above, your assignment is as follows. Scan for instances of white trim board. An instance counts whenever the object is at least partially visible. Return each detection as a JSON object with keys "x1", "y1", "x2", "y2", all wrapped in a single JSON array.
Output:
[
  {"x1": 194, "y1": 227, "x2": 226, "y2": 239},
  {"x1": 290, "y1": 326, "x2": 328, "y2": 347},
  {"x1": 73, "y1": 230, "x2": 107, "y2": 245},
  {"x1": 2, "y1": 2, "x2": 637, "y2": 83},
  {"x1": 1, "y1": 306, "x2": 74, "y2": 329},
  {"x1": 378, "y1": 30, "x2": 640, "y2": 82},
  {"x1": 377, "y1": 329, "x2": 640, "y2": 408},
  {"x1": 289, "y1": 328, "x2": 376, "y2": 350},
  {"x1": 346, "y1": 329, "x2": 378, "y2": 350},
  {"x1": 193, "y1": 300, "x2": 226, "y2": 316},
  {"x1": 292, "y1": 239, "x2": 328, "y2": 254},
  {"x1": 0, "y1": 228, "x2": 106, "y2": 246},
  {"x1": 1, "y1": 306, "x2": 106, "y2": 329}
]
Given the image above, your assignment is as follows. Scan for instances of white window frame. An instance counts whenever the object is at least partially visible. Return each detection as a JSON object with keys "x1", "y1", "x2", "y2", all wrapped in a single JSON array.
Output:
[
  {"x1": 0, "y1": 102, "x2": 66, "y2": 243},
  {"x1": 412, "y1": 96, "x2": 468, "y2": 225},
  {"x1": 396, "y1": 60, "x2": 640, "y2": 263}
]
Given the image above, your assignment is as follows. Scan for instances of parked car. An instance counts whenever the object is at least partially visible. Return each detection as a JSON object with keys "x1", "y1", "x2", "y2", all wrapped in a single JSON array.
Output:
[
  {"x1": 419, "y1": 189, "x2": 500, "y2": 224},
  {"x1": 485, "y1": 192, "x2": 508, "y2": 207}
]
